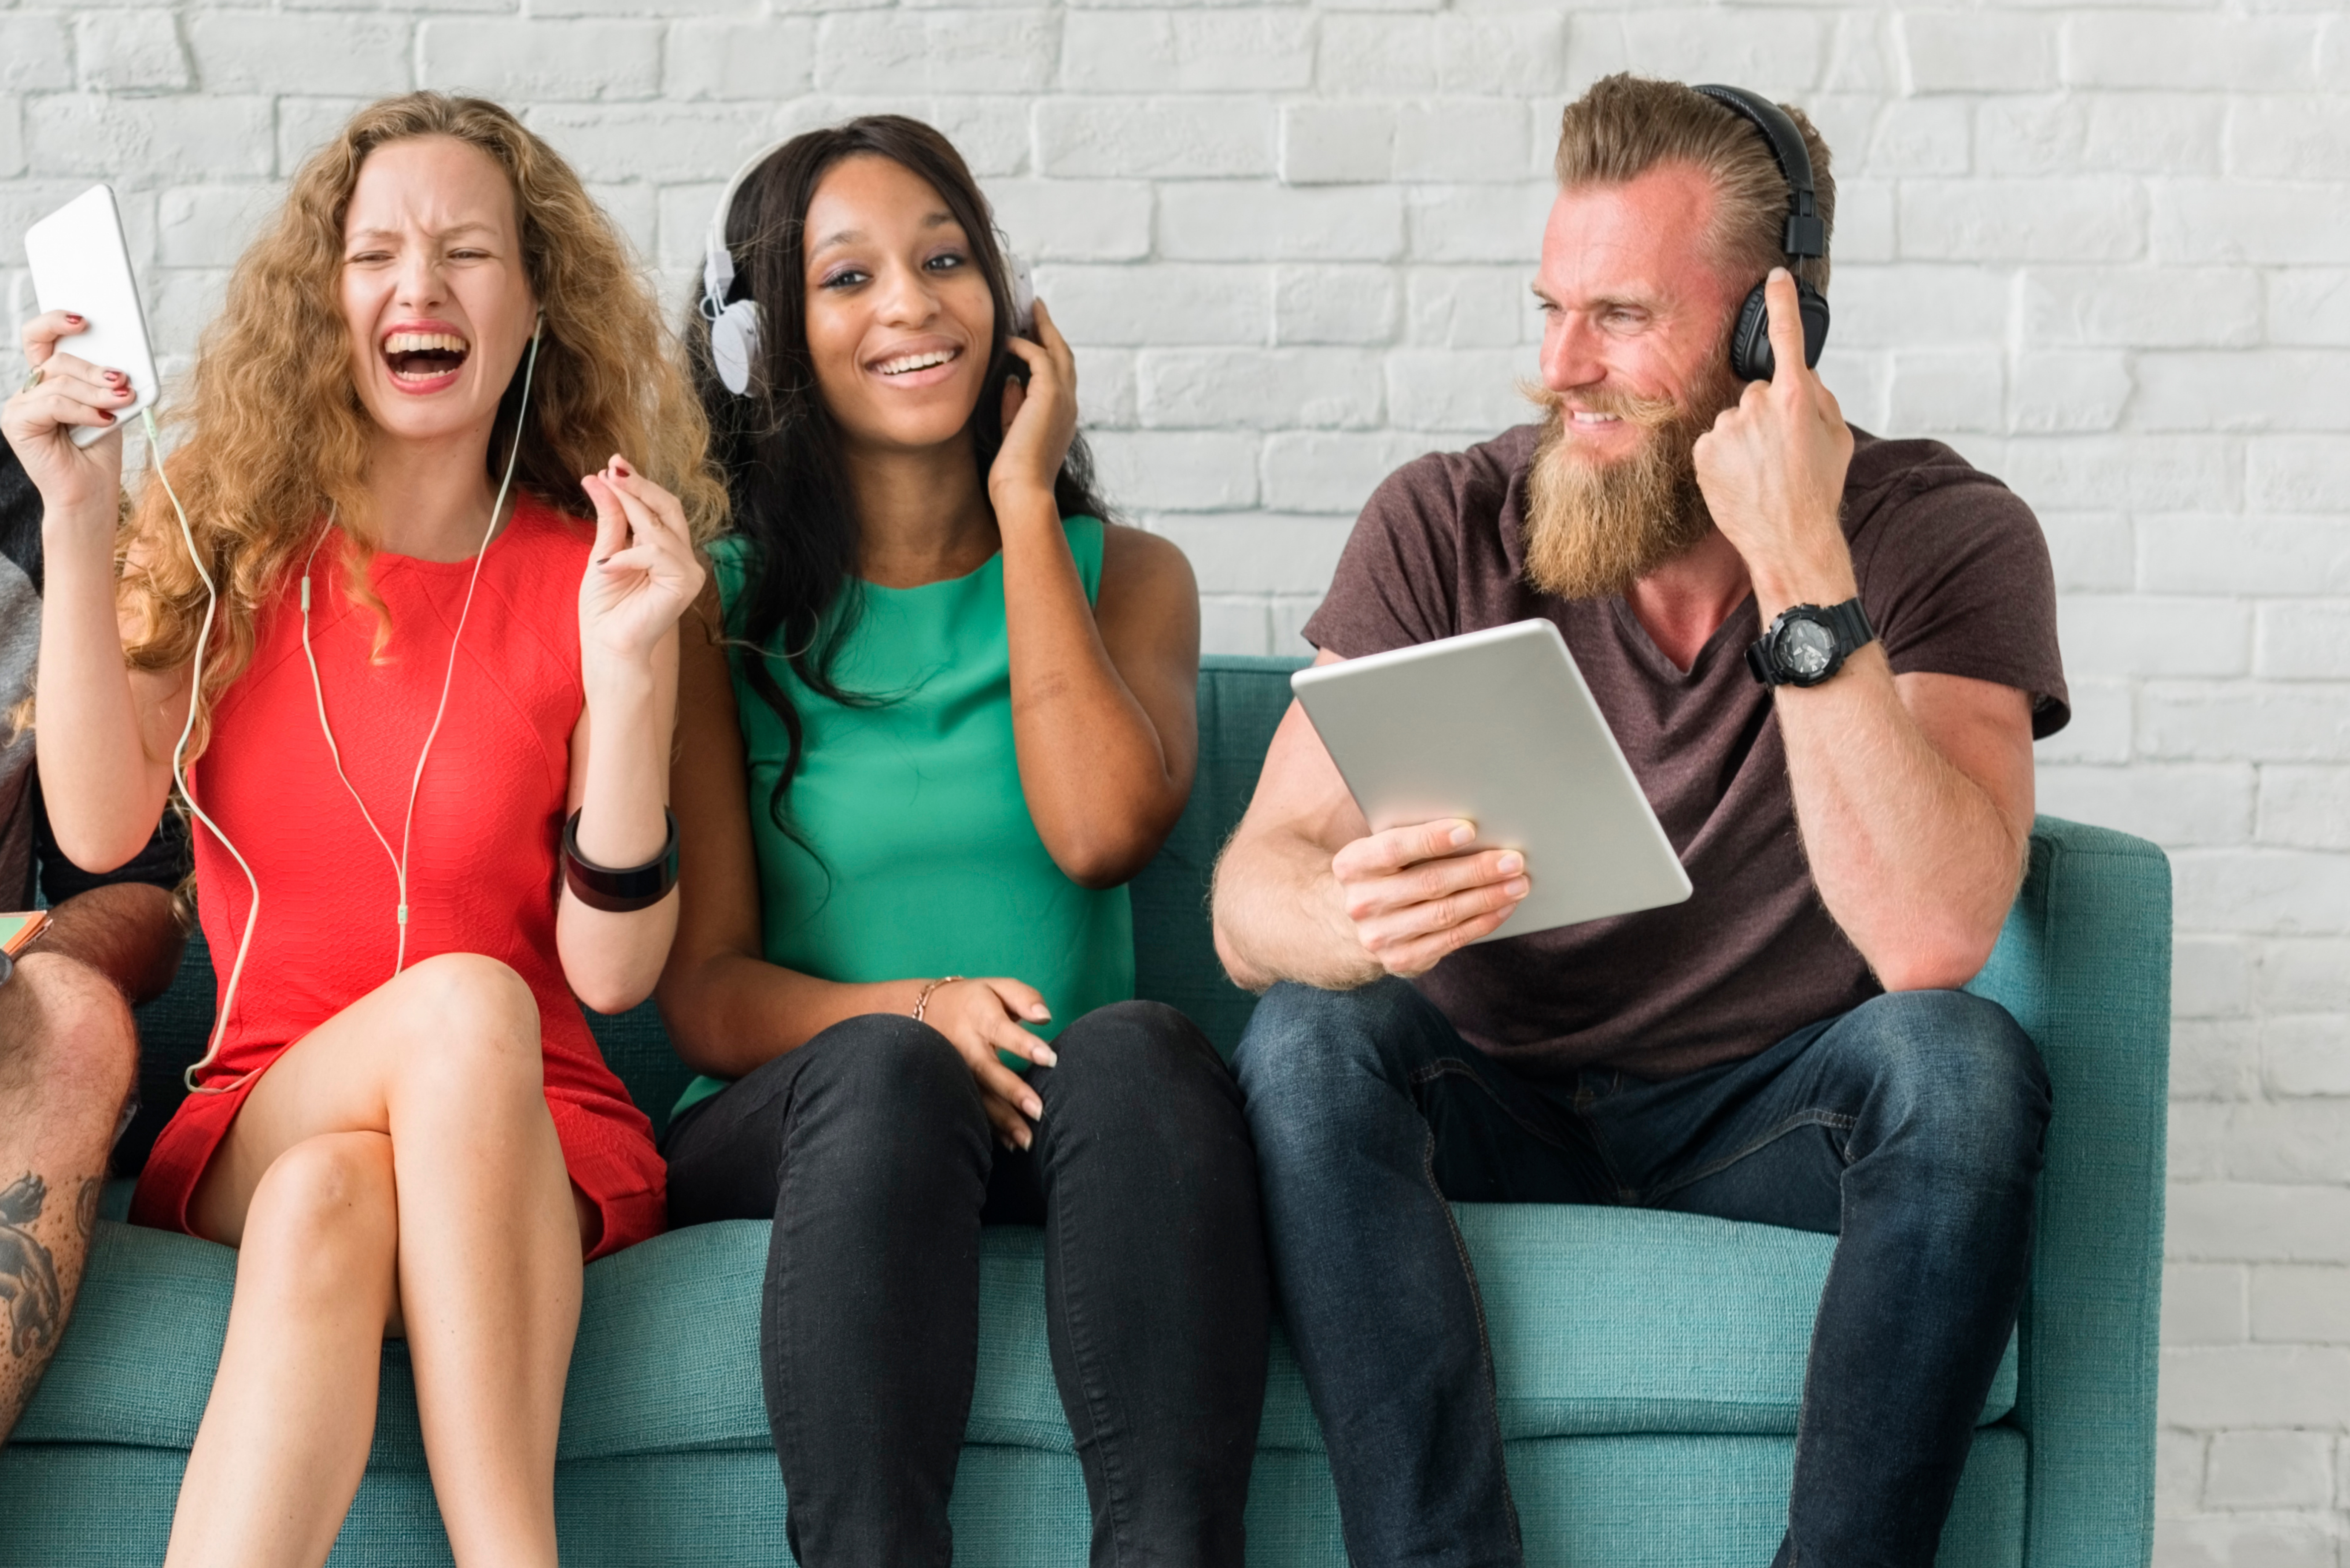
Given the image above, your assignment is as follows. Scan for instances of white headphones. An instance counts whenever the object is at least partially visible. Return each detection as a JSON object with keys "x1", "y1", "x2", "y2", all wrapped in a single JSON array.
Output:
[
  {"x1": 162, "y1": 315, "x2": 545, "y2": 1093},
  {"x1": 699, "y1": 140, "x2": 1035, "y2": 399}
]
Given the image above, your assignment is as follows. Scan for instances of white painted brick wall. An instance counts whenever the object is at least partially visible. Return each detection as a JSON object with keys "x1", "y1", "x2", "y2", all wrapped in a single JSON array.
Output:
[{"x1": 2, "y1": 0, "x2": 2347, "y2": 1554}]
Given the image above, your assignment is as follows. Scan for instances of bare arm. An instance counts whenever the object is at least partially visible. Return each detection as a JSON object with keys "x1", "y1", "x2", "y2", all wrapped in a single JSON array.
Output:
[
  {"x1": 653, "y1": 589, "x2": 930, "y2": 1064},
  {"x1": 653, "y1": 584, "x2": 1051, "y2": 1147},
  {"x1": 5, "y1": 312, "x2": 183, "y2": 871},
  {"x1": 553, "y1": 461, "x2": 704, "y2": 1015},
  {"x1": 993, "y1": 300, "x2": 1199, "y2": 889},
  {"x1": 32, "y1": 881, "x2": 186, "y2": 1004},
  {"x1": 1695, "y1": 271, "x2": 2033, "y2": 991},
  {"x1": 1211, "y1": 649, "x2": 1528, "y2": 993},
  {"x1": 1780, "y1": 661, "x2": 2033, "y2": 990}
]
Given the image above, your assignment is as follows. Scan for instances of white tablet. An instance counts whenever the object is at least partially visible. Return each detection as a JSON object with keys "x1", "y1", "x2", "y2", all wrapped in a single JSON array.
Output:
[
  {"x1": 1291, "y1": 619, "x2": 1693, "y2": 942},
  {"x1": 23, "y1": 184, "x2": 160, "y2": 448}
]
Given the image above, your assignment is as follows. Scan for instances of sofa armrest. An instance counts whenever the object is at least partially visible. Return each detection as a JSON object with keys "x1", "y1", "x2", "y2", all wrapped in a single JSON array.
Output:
[{"x1": 1963, "y1": 816, "x2": 2169, "y2": 1568}]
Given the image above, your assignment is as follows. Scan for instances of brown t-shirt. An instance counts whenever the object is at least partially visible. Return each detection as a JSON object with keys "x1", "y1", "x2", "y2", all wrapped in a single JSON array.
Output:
[{"x1": 1300, "y1": 424, "x2": 2069, "y2": 1083}]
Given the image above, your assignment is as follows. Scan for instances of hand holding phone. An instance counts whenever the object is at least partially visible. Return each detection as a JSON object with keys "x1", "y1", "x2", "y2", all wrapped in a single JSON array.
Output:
[
  {"x1": 5, "y1": 185, "x2": 157, "y2": 519},
  {"x1": 23, "y1": 186, "x2": 159, "y2": 446},
  {"x1": 988, "y1": 297, "x2": 1077, "y2": 509}
]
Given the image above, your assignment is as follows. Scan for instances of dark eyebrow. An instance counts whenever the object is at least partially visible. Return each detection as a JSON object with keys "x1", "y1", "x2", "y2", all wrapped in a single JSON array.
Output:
[{"x1": 810, "y1": 210, "x2": 962, "y2": 252}]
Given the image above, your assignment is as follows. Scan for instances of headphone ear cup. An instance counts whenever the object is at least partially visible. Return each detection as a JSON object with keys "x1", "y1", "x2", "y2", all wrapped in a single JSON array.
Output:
[
  {"x1": 1796, "y1": 279, "x2": 1831, "y2": 370},
  {"x1": 1727, "y1": 278, "x2": 1832, "y2": 382},
  {"x1": 1729, "y1": 283, "x2": 1774, "y2": 381},
  {"x1": 709, "y1": 300, "x2": 762, "y2": 396}
]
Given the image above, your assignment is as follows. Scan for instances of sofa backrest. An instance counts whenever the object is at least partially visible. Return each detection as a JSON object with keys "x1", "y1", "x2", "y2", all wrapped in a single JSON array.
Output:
[
  {"x1": 1130, "y1": 656, "x2": 1302, "y2": 1050},
  {"x1": 132, "y1": 656, "x2": 1307, "y2": 1139},
  {"x1": 584, "y1": 654, "x2": 1299, "y2": 1124}
]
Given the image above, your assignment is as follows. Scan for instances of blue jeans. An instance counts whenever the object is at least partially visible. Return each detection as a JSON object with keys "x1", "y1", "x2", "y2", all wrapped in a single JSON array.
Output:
[{"x1": 1233, "y1": 979, "x2": 2050, "y2": 1568}]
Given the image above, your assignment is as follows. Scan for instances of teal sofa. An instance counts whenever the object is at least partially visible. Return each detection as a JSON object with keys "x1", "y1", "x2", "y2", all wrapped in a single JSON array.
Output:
[{"x1": 0, "y1": 656, "x2": 2169, "y2": 1567}]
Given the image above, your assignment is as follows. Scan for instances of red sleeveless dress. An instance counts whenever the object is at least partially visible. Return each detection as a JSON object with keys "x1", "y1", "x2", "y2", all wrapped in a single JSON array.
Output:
[{"x1": 131, "y1": 499, "x2": 667, "y2": 1259}]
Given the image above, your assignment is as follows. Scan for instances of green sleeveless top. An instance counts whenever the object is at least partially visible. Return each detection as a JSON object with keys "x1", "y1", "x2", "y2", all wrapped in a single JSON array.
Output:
[{"x1": 672, "y1": 517, "x2": 1133, "y2": 1120}]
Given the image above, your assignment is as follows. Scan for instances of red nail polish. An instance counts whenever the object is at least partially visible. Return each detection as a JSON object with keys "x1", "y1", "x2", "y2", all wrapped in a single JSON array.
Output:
[
  {"x1": 64, "y1": 315, "x2": 83, "y2": 325},
  {"x1": 97, "y1": 409, "x2": 114, "y2": 424}
]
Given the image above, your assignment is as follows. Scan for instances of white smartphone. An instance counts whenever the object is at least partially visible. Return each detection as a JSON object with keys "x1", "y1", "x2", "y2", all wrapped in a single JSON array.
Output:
[{"x1": 23, "y1": 184, "x2": 160, "y2": 448}]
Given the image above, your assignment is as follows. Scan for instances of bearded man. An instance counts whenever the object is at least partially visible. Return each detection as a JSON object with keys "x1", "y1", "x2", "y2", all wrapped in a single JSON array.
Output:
[{"x1": 1210, "y1": 74, "x2": 2068, "y2": 1568}]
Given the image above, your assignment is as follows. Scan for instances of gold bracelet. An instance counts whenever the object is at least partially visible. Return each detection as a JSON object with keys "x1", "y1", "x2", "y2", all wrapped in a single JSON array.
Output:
[{"x1": 910, "y1": 976, "x2": 963, "y2": 1024}]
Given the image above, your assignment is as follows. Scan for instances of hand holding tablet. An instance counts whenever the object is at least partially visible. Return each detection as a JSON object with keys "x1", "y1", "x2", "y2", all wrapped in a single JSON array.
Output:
[
  {"x1": 1324, "y1": 815, "x2": 1533, "y2": 976},
  {"x1": 1292, "y1": 620, "x2": 1692, "y2": 959}
]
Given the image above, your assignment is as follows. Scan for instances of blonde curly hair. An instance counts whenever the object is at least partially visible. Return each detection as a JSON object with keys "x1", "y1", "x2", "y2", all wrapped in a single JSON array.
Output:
[{"x1": 119, "y1": 92, "x2": 726, "y2": 761}]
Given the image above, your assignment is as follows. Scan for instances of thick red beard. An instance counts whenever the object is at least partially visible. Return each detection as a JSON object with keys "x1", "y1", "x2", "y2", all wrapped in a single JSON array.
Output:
[{"x1": 1519, "y1": 373, "x2": 1738, "y2": 601}]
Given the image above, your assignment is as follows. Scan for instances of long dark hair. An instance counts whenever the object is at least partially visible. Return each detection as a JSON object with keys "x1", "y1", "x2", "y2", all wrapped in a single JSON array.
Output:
[{"x1": 687, "y1": 115, "x2": 1113, "y2": 836}]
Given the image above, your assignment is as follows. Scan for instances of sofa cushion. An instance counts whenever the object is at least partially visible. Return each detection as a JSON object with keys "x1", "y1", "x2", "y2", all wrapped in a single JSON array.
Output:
[{"x1": 20, "y1": 1204, "x2": 2015, "y2": 1464}]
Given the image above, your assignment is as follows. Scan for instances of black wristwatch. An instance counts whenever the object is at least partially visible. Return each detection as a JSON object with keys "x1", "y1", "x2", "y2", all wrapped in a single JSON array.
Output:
[{"x1": 1746, "y1": 597, "x2": 1875, "y2": 689}]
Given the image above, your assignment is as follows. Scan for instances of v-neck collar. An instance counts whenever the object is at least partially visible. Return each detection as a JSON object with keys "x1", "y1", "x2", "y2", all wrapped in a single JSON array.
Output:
[{"x1": 1605, "y1": 590, "x2": 1760, "y2": 686}]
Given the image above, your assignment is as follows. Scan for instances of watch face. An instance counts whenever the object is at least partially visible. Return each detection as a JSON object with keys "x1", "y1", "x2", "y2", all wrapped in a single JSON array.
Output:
[{"x1": 1780, "y1": 617, "x2": 1837, "y2": 680}]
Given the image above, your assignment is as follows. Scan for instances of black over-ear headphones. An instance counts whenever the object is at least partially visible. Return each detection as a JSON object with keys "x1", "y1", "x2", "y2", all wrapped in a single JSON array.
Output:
[{"x1": 1693, "y1": 84, "x2": 1831, "y2": 382}]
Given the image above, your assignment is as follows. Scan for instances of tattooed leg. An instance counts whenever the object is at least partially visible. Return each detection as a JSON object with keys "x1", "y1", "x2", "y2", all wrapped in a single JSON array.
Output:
[{"x1": 0, "y1": 953, "x2": 140, "y2": 1446}]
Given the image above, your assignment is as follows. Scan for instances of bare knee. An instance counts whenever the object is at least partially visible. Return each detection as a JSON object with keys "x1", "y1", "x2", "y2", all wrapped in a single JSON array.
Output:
[
  {"x1": 390, "y1": 953, "x2": 542, "y2": 1098},
  {"x1": 0, "y1": 953, "x2": 138, "y2": 1118},
  {"x1": 240, "y1": 1133, "x2": 398, "y2": 1315}
]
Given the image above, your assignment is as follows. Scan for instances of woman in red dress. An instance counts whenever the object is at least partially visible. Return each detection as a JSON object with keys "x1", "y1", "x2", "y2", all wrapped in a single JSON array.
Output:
[{"x1": 3, "y1": 94, "x2": 719, "y2": 1566}]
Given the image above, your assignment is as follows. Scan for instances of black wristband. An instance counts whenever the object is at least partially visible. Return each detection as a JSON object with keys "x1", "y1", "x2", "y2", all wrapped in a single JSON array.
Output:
[{"x1": 562, "y1": 809, "x2": 680, "y2": 913}]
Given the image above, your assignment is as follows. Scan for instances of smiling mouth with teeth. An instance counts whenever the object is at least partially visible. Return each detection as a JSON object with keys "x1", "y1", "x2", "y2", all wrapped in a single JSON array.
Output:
[
  {"x1": 383, "y1": 330, "x2": 470, "y2": 382},
  {"x1": 875, "y1": 347, "x2": 959, "y2": 376}
]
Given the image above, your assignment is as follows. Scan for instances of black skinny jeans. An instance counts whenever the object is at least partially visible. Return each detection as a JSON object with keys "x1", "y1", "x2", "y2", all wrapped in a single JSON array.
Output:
[{"x1": 663, "y1": 1001, "x2": 1272, "y2": 1568}]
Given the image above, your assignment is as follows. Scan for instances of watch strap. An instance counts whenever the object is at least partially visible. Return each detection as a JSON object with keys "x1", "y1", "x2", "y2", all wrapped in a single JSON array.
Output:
[{"x1": 1825, "y1": 595, "x2": 1877, "y2": 655}]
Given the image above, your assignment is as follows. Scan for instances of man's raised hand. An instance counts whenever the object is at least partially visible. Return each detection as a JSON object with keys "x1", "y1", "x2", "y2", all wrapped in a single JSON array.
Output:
[
  {"x1": 1691, "y1": 268, "x2": 1857, "y2": 612},
  {"x1": 1330, "y1": 819, "x2": 1529, "y2": 979}
]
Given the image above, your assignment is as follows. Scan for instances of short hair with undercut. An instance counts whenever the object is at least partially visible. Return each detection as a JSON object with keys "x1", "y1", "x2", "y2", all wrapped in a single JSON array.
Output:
[{"x1": 1554, "y1": 73, "x2": 1836, "y2": 297}]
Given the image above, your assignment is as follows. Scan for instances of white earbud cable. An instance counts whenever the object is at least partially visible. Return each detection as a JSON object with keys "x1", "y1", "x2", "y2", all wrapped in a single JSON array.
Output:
[
  {"x1": 295, "y1": 513, "x2": 401, "y2": 957},
  {"x1": 143, "y1": 407, "x2": 264, "y2": 1096},
  {"x1": 300, "y1": 328, "x2": 541, "y2": 980},
  {"x1": 158, "y1": 324, "x2": 542, "y2": 1093}
]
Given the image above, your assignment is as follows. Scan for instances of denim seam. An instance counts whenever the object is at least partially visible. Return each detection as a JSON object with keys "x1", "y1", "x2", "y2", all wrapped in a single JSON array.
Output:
[
  {"x1": 766, "y1": 1074, "x2": 815, "y2": 1564},
  {"x1": 1639, "y1": 1108, "x2": 1857, "y2": 1206},
  {"x1": 1571, "y1": 1090, "x2": 1637, "y2": 1201},
  {"x1": 1043, "y1": 1147, "x2": 1138, "y2": 1568},
  {"x1": 1407, "y1": 1058, "x2": 1584, "y2": 1158},
  {"x1": 1407, "y1": 1057, "x2": 1636, "y2": 1204},
  {"x1": 1420, "y1": 1120, "x2": 1522, "y2": 1561}
]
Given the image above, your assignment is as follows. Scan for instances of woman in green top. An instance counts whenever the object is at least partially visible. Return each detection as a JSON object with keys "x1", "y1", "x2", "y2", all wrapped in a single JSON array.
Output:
[{"x1": 656, "y1": 118, "x2": 1270, "y2": 1565}]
